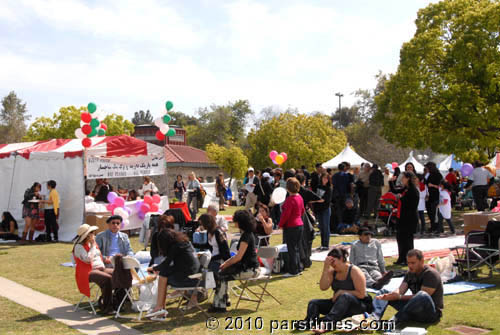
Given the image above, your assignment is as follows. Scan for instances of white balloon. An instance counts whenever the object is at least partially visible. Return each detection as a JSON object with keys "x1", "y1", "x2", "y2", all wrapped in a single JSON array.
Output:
[
  {"x1": 159, "y1": 123, "x2": 169, "y2": 134},
  {"x1": 154, "y1": 117, "x2": 164, "y2": 128},
  {"x1": 75, "y1": 128, "x2": 85, "y2": 139},
  {"x1": 271, "y1": 187, "x2": 287, "y2": 205}
]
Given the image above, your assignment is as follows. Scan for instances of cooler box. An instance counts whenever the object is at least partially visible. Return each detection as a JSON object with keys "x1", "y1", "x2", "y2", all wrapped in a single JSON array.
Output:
[
  {"x1": 85, "y1": 213, "x2": 110, "y2": 233},
  {"x1": 463, "y1": 212, "x2": 500, "y2": 235}
]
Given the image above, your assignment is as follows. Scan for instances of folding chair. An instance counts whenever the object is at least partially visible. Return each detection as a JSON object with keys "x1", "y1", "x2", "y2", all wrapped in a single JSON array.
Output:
[
  {"x1": 452, "y1": 221, "x2": 500, "y2": 280},
  {"x1": 234, "y1": 246, "x2": 281, "y2": 312},
  {"x1": 74, "y1": 283, "x2": 100, "y2": 315},
  {"x1": 114, "y1": 256, "x2": 154, "y2": 320},
  {"x1": 168, "y1": 251, "x2": 213, "y2": 317},
  {"x1": 256, "y1": 235, "x2": 272, "y2": 248}
]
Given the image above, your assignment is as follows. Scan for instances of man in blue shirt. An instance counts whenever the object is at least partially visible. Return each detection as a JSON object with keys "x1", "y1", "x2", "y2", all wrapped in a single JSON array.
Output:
[{"x1": 95, "y1": 215, "x2": 135, "y2": 268}]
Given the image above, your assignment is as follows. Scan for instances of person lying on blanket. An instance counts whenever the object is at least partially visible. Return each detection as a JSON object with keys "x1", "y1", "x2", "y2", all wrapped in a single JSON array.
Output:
[
  {"x1": 370, "y1": 249, "x2": 443, "y2": 328},
  {"x1": 349, "y1": 227, "x2": 393, "y2": 290}
]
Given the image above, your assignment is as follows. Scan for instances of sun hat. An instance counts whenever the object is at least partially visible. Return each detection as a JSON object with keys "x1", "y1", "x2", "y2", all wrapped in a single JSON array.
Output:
[
  {"x1": 248, "y1": 167, "x2": 254, "y2": 172},
  {"x1": 74, "y1": 224, "x2": 98, "y2": 244}
]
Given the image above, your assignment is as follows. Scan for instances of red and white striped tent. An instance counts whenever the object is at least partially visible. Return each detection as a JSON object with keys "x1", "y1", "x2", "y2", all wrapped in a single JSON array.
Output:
[{"x1": 0, "y1": 135, "x2": 165, "y2": 241}]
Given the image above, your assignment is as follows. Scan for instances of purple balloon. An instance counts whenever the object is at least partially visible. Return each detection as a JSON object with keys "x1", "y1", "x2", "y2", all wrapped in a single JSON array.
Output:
[
  {"x1": 107, "y1": 192, "x2": 118, "y2": 203},
  {"x1": 138, "y1": 211, "x2": 145, "y2": 220},
  {"x1": 125, "y1": 207, "x2": 132, "y2": 215},
  {"x1": 135, "y1": 201, "x2": 143, "y2": 211},
  {"x1": 461, "y1": 163, "x2": 474, "y2": 177}
]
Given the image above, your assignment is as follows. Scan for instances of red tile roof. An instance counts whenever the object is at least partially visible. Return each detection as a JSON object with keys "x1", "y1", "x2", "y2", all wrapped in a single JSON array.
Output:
[{"x1": 164, "y1": 145, "x2": 214, "y2": 164}]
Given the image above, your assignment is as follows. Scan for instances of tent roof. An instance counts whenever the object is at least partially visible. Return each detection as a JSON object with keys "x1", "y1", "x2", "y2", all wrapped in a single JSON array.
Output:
[
  {"x1": 322, "y1": 144, "x2": 372, "y2": 168},
  {"x1": 438, "y1": 154, "x2": 462, "y2": 172},
  {"x1": 400, "y1": 151, "x2": 424, "y2": 173},
  {"x1": 0, "y1": 135, "x2": 164, "y2": 160}
]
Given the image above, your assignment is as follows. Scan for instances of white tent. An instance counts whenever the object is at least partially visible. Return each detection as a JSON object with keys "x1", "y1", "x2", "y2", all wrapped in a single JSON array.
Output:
[
  {"x1": 438, "y1": 154, "x2": 462, "y2": 174},
  {"x1": 400, "y1": 151, "x2": 425, "y2": 174},
  {"x1": 0, "y1": 135, "x2": 165, "y2": 242},
  {"x1": 322, "y1": 144, "x2": 372, "y2": 169}
]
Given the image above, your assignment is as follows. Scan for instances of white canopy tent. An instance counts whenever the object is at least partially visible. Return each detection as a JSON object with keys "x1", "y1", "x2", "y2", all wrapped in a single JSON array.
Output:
[
  {"x1": 400, "y1": 151, "x2": 425, "y2": 174},
  {"x1": 322, "y1": 144, "x2": 372, "y2": 169},
  {"x1": 438, "y1": 154, "x2": 462, "y2": 174},
  {"x1": 0, "y1": 135, "x2": 165, "y2": 241}
]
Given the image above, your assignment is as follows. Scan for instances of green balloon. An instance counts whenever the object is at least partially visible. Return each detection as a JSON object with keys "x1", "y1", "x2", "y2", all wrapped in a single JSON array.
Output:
[
  {"x1": 166, "y1": 128, "x2": 176, "y2": 136},
  {"x1": 165, "y1": 101, "x2": 174, "y2": 111},
  {"x1": 163, "y1": 114, "x2": 171, "y2": 123},
  {"x1": 98, "y1": 129, "x2": 106, "y2": 136},
  {"x1": 87, "y1": 128, "x2": 97, "y2": 137},
  {"x1": 90, "y1": 118, "x2": 100, "y2": 129},
  {"x1": 87, "y1": 102, "x2": 97, "y2": 114}
]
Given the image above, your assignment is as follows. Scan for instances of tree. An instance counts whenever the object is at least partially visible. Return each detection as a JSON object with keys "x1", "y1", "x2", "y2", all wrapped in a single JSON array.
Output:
[
  {"x1": 168, "y1": 111, "x2": 199, "y2": 127},
  {"x1": 330, "y1": 106, "x2": 361, "y2": 129},
  {"x1": 24, "y1": 106, "x2": 135, "y2": 141},
  {"x1": 0, "y1": 91, "x2": 31, "y2": 143},
  {"x1": 187, "y1": 100, "x2": 253, "y2": 149},
  {"x1": 375, "y1": 0, "x2": 500, "y2": 161},
  {"x1": 131, "y1": 110, "x2": 153, "y2": 125},
  {"x1": 206, "y1": 143, "x2": 248, "y2": 186},
  {"x1": 247, "y1": 112, "x2": 347, "y2": 170}
]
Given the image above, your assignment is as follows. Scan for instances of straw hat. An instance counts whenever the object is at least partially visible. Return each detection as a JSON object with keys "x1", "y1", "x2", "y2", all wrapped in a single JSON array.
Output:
[{"x1": 74, "y1": 224, "x2": 98, "y2": 244}]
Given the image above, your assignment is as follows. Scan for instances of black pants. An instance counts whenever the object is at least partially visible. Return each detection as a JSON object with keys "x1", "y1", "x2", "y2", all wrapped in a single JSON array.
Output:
[
  {"x1": 472, "y1": 185, "x2": 489, "y2": 211},
  {"x1": 426, "y1": 199, "x2": 439, "y2": 232},
  {"x1": 0, "y1": 233, "x2": 20, "y2": 240},
  {"x1": 283, "y1": 226, "x2": 303, "y2": 275},
  {"x1": 359, "y1": 187, "x2": 368, "y2": 217},
  {"x1": 44, "y1": 209, "x2": 58, "y2": 241},
  {"x1": 306, "y1": 293, "x2": 368, "y2": 325},
  {"x1": 396, "y1": 228, "x2": 414, "y2": 263}
]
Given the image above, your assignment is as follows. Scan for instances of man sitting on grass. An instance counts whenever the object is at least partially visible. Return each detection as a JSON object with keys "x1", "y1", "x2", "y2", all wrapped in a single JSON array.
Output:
[
  {"x1": 95, "y1": 215, "x2": 135, "y2": 268},
  {"x1": 371, "y1": 249, "x2": 443, "y2": 328},
  {"x1": 349, "y1": 227, "x2": 393, "y2": 289}
]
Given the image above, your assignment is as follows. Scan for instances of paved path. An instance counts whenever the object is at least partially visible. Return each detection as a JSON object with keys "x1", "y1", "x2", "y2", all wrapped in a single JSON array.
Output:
[{"x1": 0, "y1": 276, "x2": 143, "y2": 335}]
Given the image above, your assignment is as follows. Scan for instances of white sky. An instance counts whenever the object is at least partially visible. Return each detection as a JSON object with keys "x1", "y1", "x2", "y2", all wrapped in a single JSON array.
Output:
[{"x1": 0, "y1": 0, "x2": 436, "y2": 122}]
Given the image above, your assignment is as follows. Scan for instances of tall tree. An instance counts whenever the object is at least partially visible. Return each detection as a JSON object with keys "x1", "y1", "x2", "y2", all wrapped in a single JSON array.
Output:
[
  {"x1": 0, "y1": 91, "x2": 31, "y2": 143},
  {"x1": 168, "y1": 111, "x2": 199, "y2": 127},
  {"x1": 187, "y1": 100, "x2": 253, "y2": 149},
  {"x1": 375, "y1": 0, "x2": 500, "y2": 161},
  {"x1": 247, "y1": 112, "x2": 346, "y2": 170},
  {"x1": 24, "y1": 106, "x2": 135, "y2": 141},
  {"x1": 330, "y1": 106, "x2": 361, "y2": 129},
  {"x1": 131, "y1": 110, "x2": 153, "y2": 125},
  {"x1": 206, "y1": 143, "x2": 248, "y2": 188}
]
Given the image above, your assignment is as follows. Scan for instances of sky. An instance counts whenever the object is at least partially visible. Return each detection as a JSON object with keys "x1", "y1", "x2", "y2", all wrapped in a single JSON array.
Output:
[{"x1": 0, "y1": 0, "x2": 436, "y2": 123}]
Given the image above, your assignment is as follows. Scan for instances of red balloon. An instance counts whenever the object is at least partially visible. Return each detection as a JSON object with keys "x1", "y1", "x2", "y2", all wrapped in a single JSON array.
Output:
[
  {"x1": 100, "y1": 123, "x2": 107, "y2": 131},
  {"x1": 81, "y1": 124, "x2": 92, "y2": 135},
  {"x1": 152, "y1": 194, "x2": 161, "y2": 204},
  {"x1": 140, "y1": 203, "x2": 151, "y2": 213},
  {"x1": 81, "y1": 112, "x2": 92, "y2": 123},
  {"x1": 150, "y1": 203, "x2": 159, "y2": 212},
  {"x1": 155, "y1": 130, "x2": 165, "y2": 141},
  {"x1": 82, "y1": 138, "x2": 91, "y2": 148},
  {"x1": 144, "y1": 195, "x2": 153, "y2": 205}
]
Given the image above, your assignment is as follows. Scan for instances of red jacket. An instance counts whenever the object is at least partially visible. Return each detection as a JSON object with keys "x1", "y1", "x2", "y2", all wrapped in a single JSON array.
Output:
[{"x1": 278, "y1": 194, "x2": 305, "y2": 229}]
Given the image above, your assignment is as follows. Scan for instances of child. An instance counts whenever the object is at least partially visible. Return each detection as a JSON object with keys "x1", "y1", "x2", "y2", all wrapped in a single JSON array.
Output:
[
  {"x1": 418, "y1": 175, "x2": 428, "y2": 234},
  {"x1": 437, "y1": 181, "x2": 455, "y2": 235}
]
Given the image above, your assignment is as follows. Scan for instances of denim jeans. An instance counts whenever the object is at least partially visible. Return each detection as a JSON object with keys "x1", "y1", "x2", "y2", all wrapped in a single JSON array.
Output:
[
  {"x1": 437, "y1": 212, "x2": 455, "y2": 234},
  {"x1": 426, "y1": 200, "x2": 439, "y2": 232},
  {"x1": 316, "y1": 207, "x2": 331, "y2": 248},
  {"x1": 187, "y1": 193, "x2": 198, "y2": 220},
  {"x1": 306, "y1": 293, "x2": 368, "y2": 324},
  {"x1": 283, "y1": 225, "x2": 303, "y2": 275},
  {"x1": 372, "y1": 290, "x2": 441, "y2": 323},
  {"x1": 418, "y1": 210, "x2": 426, "y2": 233}
]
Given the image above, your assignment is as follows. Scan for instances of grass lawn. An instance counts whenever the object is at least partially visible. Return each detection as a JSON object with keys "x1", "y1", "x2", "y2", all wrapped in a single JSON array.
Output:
[{"x1": 0, "y1": 207, "x2": 499, "y2": 334}]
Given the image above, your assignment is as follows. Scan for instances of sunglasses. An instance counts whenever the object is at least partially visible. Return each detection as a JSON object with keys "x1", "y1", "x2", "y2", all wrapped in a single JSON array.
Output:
[{"x1": 109, "y1": 221, "x2": 121, "y2": 225}]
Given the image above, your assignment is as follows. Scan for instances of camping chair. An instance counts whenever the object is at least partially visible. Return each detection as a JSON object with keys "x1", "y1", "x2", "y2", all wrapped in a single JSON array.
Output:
[
  {"x1": 74, "y1": 283, "x2": 100, "y2": 315},
  {"x1": 452, "y1": 221, "x2": 500, "y2": 280},
  {"x1": 234, "y1": 246, "x2": 281, "y2": 312},
  {"x1": 114, "y1": 256, "x2": 154, "y2": 320},
  {"x1": 168, "y1": 251, "x2": 214, "y2": 317}
]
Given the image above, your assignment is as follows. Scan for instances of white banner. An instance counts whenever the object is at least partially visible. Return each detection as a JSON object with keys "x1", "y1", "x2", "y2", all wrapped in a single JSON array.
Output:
[{"x1": 86, "y1": 155, "x2": 165, "y2": 179}]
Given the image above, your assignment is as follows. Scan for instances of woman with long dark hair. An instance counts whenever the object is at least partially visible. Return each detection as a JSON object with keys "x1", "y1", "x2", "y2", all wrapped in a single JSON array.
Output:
[
  {"x1": 215, "y1": 173, "x2": 226, "y2": 211},
  {"x1": 21, "y1": 182, "x2": 41, "y2": 242},
  {"x1": 395, "y1": 172, "x2": 419, "y2": 265},
  {"x1": 425, "y1": 162, "x2": 443, "y2": 233},
  {"x1": 1, "y1": 212, "x2": 19, "y2": 240},
  {"x1": 313, "y1": 173, "x2": 332, "y2": 250}
]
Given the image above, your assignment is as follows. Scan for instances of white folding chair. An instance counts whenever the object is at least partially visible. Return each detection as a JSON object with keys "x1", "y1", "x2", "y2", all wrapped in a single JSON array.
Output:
[
  {"x1": 234, "y1": 246, "x2": 281, "y2": 311},
  {"x1": 74, "y1": 283, "x2": 100, "y2": 315},
  {"x1": 256, "y1": 235, "x2": 272, "y2": 248},
  {"x1": 168, "y1": 251, "x2": 213, "y2": 317},
  {"x1": 114, "y1": 256, "x2": 154, "y2": 320}
]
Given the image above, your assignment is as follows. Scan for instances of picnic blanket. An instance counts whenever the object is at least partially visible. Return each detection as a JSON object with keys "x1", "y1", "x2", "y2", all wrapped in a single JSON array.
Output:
[{"x1": 367, "y1": 277, "x2": 495, "y2": 295}]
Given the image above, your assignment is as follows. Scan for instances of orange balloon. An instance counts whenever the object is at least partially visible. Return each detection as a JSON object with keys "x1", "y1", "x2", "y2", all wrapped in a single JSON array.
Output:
[{"x1": 275, "y1": 154, "x2": 284, "y2": 165}]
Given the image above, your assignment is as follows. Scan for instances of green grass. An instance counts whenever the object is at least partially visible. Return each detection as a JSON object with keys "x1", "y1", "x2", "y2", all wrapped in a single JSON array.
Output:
[
  {"x1": 0, "y1": 207, "x2": 499, "y2": 334},
  {"x1": 0, "y1": 297, "x2": 80, "y2": 335}
]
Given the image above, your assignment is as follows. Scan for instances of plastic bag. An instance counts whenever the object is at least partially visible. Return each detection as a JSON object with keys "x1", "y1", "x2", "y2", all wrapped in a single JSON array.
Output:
[
  {"x1": 132, "y1": 278, "x2": 158, "y2": 312},
  {"x1": 428, "y1": 254, "x2": 456, "y2": 283}
]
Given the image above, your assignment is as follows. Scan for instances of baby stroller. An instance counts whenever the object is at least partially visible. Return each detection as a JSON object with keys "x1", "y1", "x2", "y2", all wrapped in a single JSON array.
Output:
[{"x1": 374, "y1": 192, "x2": 400, "y2": 236}]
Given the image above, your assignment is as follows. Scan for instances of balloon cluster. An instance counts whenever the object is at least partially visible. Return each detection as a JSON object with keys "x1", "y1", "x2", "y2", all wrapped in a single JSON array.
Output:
[
  {"x1": 154, "y1": 101, "x2": 176, "y2": 141},
  {"x1": 106, "y1": 192, "x2": 131, "y2": 228},
  {"x1": 135, "y1": 194, "x2": 162, "y2": 220},
  {"x1": 269, "y1": 150, "x2": 288, "y2": 165},
  {"x1": 75, "y1": 102, "x2": 107, "y2": 148}
]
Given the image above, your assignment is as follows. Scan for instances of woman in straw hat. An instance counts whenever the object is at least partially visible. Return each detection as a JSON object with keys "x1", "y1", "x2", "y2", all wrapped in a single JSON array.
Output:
[{"x1": 73, "y1": 224, "x2": 114, "y2": 314}]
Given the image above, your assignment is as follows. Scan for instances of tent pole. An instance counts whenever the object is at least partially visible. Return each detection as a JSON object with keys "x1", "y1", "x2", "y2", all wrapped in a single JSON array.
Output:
[
  {"x1": 82, "y1": 148, "x2": 87, "y2": 224},
  {"x1": 6, "y1": 153, "x2": 18, "y2": 210}
]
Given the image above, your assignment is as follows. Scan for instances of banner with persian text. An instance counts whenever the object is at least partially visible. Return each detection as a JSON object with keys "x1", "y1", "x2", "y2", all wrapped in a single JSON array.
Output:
[{"x1": 86, "y1": 155, "x2": 165, "y2": 179}]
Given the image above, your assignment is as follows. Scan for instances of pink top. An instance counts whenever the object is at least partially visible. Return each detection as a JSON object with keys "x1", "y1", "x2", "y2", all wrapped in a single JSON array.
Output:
[{"x1": 278, "y1": 194, "x2": 305, "y2": 229}]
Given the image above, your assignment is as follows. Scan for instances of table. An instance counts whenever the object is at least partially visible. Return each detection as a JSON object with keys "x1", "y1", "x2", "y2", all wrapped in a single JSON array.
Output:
[{"x1": 169, "y1": 202, "x2": 192, "y2": 222}]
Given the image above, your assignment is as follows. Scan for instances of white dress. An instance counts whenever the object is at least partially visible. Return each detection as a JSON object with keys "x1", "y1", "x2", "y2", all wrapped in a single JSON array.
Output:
[{"x1": 438, "y1": 190, "x2": 452, "y2": 219}]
